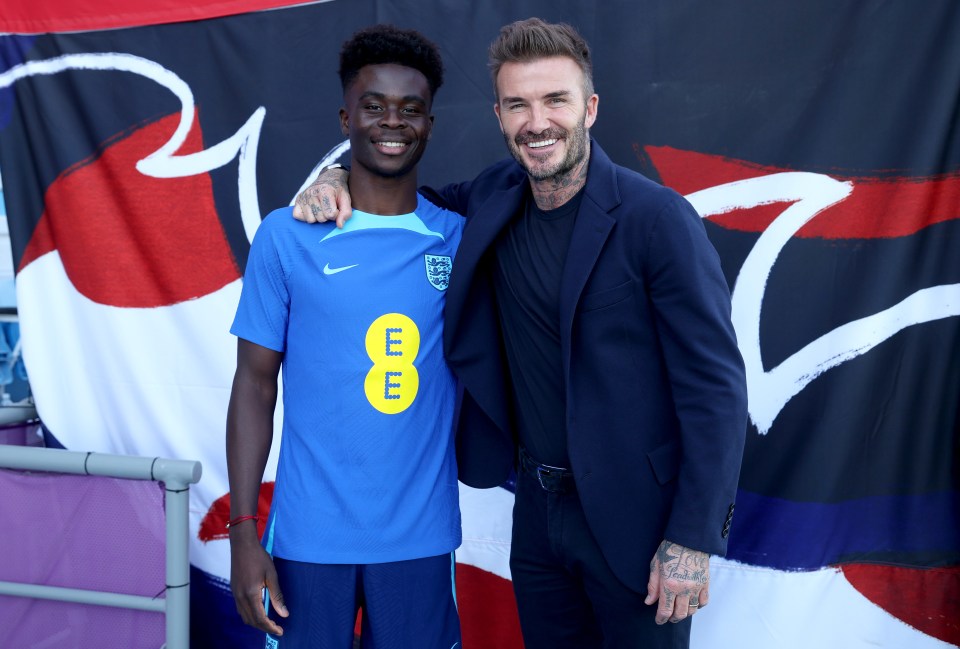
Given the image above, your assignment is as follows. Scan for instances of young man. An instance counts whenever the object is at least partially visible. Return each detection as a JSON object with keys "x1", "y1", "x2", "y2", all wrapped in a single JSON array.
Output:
[
  {"x1": 227, "y1": 25, "x2": 463, "y2": 648},
  {"x1": 297, "y1": 18, "x2": 747, "y2": 649}
]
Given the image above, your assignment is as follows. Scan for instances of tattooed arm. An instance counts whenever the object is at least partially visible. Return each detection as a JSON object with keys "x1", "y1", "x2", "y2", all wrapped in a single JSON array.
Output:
[
  {"x1": 292, "y1": 165, "x2": 475, "y2": 225},
  {"x1": 644, "y1": 539, "x2": 710, "y2": 624}
]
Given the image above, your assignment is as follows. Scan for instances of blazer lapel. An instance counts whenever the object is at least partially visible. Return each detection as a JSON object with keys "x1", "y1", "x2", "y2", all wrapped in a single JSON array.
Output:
[
  {"x1": 443, "y1": 180, "x2": 526, "y2": 435},
  {"x1": 558, "y1": 141, "x2": 620, "y2": 345}
]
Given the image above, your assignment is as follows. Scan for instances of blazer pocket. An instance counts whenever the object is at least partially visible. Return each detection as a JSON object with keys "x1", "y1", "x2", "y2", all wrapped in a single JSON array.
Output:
[
  {"x1": 646, "y1": 439, "x2": 681, "y2": 485},
  {"x1": 577, "y1": 280, "x2": 635, "y2": 312}
]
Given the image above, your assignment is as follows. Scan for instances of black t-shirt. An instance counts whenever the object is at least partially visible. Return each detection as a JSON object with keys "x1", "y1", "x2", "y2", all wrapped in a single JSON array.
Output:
[{"x1": 493, "y1": 188, "x2": 584, "y2": 467}]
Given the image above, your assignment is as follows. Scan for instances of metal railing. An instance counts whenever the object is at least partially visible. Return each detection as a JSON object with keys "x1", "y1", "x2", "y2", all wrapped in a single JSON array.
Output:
[{"x1": 0, "y1": 445, "x2": 202, "y2": 649}]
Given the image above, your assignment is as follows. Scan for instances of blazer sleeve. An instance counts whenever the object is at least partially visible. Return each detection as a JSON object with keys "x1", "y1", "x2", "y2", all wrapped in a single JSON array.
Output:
[{"x1": 644, "y1": 195, "x2": 748, "y2": 555}]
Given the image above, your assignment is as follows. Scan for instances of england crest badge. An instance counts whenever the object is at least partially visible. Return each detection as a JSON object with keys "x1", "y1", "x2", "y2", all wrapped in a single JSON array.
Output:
[{"x1": 424, "y1": 254, "x2": 453, "y2": 291}]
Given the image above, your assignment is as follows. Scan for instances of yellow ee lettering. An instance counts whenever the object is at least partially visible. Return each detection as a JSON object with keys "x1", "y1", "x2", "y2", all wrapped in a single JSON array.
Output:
[{"x1": 364, "y1": 313, "x2": 420, "y2": 414}]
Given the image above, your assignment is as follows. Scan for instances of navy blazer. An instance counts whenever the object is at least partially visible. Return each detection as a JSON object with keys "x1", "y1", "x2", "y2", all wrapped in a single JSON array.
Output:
[{"x1": 428, "y1": 140, "x2": 748, "y2": 592}]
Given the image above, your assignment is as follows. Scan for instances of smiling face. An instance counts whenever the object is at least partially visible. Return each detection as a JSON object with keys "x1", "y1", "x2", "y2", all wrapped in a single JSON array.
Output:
[
  {"x1": 340, "y1": 63, "x2": 434, "y2": 179},
  {"x1": 494, "y1": 56, "x2": 598, "y2": 181}
]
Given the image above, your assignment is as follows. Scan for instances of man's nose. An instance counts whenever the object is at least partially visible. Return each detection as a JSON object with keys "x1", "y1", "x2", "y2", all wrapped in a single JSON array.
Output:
[
  {"x1": 527, "y1": 103, "x2": 550, "y2": 134},
  {"x1": 379, "y1": 107, "x2": 406, "y2": 128}
]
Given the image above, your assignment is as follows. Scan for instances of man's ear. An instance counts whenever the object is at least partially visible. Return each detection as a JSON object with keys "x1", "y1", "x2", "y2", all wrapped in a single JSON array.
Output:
[
  {"x1": 584, "y1": 94, "x2": 599, "y2": 129},
  {"x1": 493, "y1": 103, "x2": 504, "y2": 133},
  {"x1": 427, "y1": 114, "x2": 435, "y2": 140},
  {"x1": 339, "y1": 107, "x2": 349, "y2": 135}
]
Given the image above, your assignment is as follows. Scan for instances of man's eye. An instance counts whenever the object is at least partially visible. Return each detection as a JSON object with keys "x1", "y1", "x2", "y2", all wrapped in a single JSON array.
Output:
[{"x1": 365, "y1": 104, "x2": 383, "y2": 111}]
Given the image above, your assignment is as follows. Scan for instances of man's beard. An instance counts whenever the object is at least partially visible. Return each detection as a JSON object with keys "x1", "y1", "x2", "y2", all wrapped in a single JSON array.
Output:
[{"x1": 505, "y1": 120, "x2": 589, "y2": 181}]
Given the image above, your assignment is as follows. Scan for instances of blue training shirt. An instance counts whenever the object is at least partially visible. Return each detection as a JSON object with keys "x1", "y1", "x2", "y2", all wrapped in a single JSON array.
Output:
[{"x1": 231, "y1": 194, "x2": 463, "y2": 564}]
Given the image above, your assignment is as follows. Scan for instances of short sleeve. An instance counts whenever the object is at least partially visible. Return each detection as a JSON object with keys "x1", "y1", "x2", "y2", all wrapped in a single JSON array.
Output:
[{"x1": 230, "y1": 213, "x2": 290, "y2": 352}]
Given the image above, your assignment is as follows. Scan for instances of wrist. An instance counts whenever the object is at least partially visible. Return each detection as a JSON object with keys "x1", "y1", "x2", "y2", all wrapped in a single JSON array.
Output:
[
  {"x1": 226, "y1": 514, "x2": 259, "y2": 529},
  {"x1": 229, "y1": 529, "x2": 264, "y2": 552},
  {"x1": 228, "y1": 521, "x2": 263, "y2": 544}
]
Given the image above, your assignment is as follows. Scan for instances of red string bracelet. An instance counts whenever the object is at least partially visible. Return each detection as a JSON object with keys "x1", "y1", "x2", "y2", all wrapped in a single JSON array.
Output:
[{"x1": 226, "y1": 514, "x2": 259, "y2": 529}]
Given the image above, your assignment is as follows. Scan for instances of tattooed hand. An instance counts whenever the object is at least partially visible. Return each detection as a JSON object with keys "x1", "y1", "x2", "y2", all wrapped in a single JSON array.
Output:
[
  {"x1": 292, "y1": 167, "x2": 352, "y2": 227},
  {"x1": 645, "y1": 539, "x2": 710, "y2": 624}
]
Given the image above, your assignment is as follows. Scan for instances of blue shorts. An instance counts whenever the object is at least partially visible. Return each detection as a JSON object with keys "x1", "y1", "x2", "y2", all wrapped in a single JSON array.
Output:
[{"x1": 265, "y1": 554, "x2": 461, "y2": 649}]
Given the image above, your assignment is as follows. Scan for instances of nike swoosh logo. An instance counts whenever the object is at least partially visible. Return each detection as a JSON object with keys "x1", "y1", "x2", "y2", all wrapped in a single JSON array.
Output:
[{"x1": 323, "y1": 263, "x2": 358, "y2": 275}]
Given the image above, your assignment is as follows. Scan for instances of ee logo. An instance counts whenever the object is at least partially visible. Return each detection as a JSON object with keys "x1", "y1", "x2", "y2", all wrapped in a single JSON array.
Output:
[{"x1": 364, "y1": 313, "x2": 420, "y2": 414}]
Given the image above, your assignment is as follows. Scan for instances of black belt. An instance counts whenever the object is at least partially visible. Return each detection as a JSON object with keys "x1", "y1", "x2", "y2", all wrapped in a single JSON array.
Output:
[{"x1": 518, "y1": 447, "x2": 576, "y2": 493}]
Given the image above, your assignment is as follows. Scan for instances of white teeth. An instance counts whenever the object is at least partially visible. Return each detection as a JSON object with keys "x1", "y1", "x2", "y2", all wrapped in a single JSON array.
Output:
[
  {"x1": 527, "y1": 139, "x2": 557, "y2": 149},
  {"x1": 379, "y1": 141, "x2": 406, "y2": 148}
]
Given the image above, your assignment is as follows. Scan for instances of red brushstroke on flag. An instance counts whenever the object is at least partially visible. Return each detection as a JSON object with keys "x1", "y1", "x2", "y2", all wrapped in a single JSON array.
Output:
[
  {"x1": 841, "y1": 564, "x2": 960, "y2": 646},
  {"x1": 643, "y1": 146, "x2": 960, "y2": 239},
  {"x1": 456, "y1": 563, "x2": 525, "y2": 649},
  {"x1": 0, "y1": 0, "x2": 309, "y2": 34},
  {"x1": 20, "y1": 112, "x2": 240, "y2": 308}
]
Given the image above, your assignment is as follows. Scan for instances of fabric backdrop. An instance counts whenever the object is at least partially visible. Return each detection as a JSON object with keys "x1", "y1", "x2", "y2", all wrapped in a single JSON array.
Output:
[{"x1": 0, "y1": 1, "x2": 957, "y2": 647}]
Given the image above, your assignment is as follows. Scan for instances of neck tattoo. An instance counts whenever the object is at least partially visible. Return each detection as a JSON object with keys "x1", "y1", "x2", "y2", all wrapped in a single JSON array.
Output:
[{"x1": 530, "y1": 156, "x2": 588, "y2": 211}]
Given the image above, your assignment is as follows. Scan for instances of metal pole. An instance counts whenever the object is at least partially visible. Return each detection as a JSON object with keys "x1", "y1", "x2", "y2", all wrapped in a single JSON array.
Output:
[
  {"x1": 0, "y1": 445, "x2": 201, "y2": 485},
  {"x1": 164, "y1": 476, "x2": 192, "y2": 649},
  {"x1": 0, "y1": 581, "x2": 165, "y2": 611}
]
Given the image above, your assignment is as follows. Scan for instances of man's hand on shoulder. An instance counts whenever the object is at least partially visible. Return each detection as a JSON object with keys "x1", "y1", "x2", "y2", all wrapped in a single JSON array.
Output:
[
  {"x1": 645, "y1": 539, "x2": 710, "y2": 625},
  {"x1": 292, "y1": 166, "x2": 352, "y2": 227}
]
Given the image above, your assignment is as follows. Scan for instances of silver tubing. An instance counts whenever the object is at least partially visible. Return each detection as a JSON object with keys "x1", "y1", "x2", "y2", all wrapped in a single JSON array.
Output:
[
  {"x1": 164, "y1": 475, "x2": 193, "y2": 649},
  {"x1": 0, "y1": 445, "x2": 201, "y2": 484},
  {"x1": 0, "y1": 581, "x2": 166, "y2": 612}
]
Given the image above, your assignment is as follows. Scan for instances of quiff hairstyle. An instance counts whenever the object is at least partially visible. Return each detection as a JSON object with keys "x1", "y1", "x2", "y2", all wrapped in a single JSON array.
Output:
[
  {"x1": 487, "y1": 18, "x2": 594, "y2": 100},
  {"x1": 339, "y1": 24, "x2": 445, "y2": 98}
]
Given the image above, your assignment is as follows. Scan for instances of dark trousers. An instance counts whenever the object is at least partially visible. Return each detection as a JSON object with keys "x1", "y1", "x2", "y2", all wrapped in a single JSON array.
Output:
[{"x1": 510, "y1": 467, "x2": 691, "y2": 649}]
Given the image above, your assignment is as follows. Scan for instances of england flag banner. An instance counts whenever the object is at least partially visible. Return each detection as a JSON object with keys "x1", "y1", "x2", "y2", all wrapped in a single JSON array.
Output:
[{"x1": 0, "y1": 2, "x2": 957, "y2": 647}]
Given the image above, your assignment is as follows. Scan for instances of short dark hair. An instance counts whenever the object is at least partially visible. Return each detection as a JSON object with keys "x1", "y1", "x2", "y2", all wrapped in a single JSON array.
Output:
[
  {"x1": 488, "y1": 18, "x2": 594, "y2": 99},
  {"x1": 339, "y1": 24, "x2": 444, "y2": 98}
]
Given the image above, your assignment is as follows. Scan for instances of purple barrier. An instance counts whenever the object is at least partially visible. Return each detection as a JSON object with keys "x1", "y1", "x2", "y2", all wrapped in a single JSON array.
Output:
[{"x1": 0, "y1": 469, "x2": 165, "y2": 648}]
